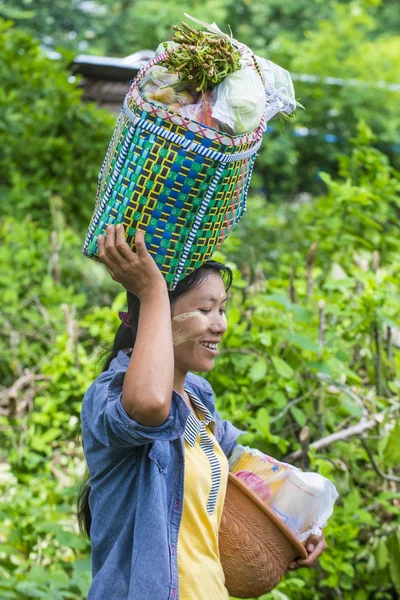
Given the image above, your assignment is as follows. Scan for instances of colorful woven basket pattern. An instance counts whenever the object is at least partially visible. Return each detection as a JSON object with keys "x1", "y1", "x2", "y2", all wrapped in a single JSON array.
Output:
[{"x1": 83, "y1": 52, "x2": 264, "y2": 288}]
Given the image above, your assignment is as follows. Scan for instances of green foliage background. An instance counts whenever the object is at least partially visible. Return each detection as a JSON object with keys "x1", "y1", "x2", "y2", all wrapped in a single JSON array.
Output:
[{"x1": 0, "y1": 1, "x2": 399, "y2": 598}]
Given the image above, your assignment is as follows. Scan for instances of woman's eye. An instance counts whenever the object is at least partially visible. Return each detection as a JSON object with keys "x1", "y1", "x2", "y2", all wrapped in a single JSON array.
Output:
[
  {"x1": 220, "y1": 309, "x2": 226, "y2": 315},
  {"x1": 199, "y1": 308, "x2": 211, "y2": 314}
]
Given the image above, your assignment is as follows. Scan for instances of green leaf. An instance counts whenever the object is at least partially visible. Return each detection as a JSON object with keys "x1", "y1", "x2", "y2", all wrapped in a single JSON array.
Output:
[
  {"x1": 227, "y1": 307, "x2": 240, "y2": 327},
  {"x1": 375, "y1": 537, "x2": 389, "y2": 571},
  {"x1": 15, "y1": 582, "x2": 45, "y2": 598},
  {"x1": 388, "y1": 533, "x2": 400, "y2": 593},
  {"x1": 341, "y1": 562, "x2": 355, "y2": 578},
  {"x1": 271, "y1": 356, "x2": 294, "y2": 379},
  {"x1": 306, "y1": 361, "x2": 331, "y2": 375},
  {"x1": 290, "y1": 406, "x2": 307, "y2": 427},
  {"x1": 256, "y1": 407, "x2": 270, "y2": 437},
  {"x1": 264, "y1": 293, "x2": 291, "y2": 309},
  {"x1": 40, "y1": 427, "x2": 62, "y2": 444},
  {"x1": 249, "y1": 357, "x2": 268, "y2": 382},
  {"x1": 270, "y1": 391, "x2": 287, "y2": 409},
  {"x1": 383, "y1": 421, "x2": 400, "y2": 468},
  {"x1": 339, "y1": 393, "x2": 363, "y2": 418},
  {"x1": 349, "y1": 208, "x2": 383, "y2": 230},
  {"x1": 286, "y1": 333, "x2": 321, "y2": 353},
  {"x1": 290, "y1": 305, "x2": 313, "y2": 323}
]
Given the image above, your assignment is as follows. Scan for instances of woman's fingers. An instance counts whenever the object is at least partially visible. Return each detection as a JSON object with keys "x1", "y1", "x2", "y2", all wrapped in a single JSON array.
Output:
[
  {"x1": 98, "y1": 234, "x2": 112, "y2": 267},
  {"x1": 304, "y1": 536, "x2": 328, "y2": 564},
  {"x1": 103, "y1": 224, "x2": 128, "y2": 265},
  {"x1": 98, "y1": 224, "x2": 165, "y2": 295},
  {"x1": 105, "y1": 224, "x2": 118, "y2": 252},
  {"x1": 134, "y1": 229, "x2": 148, "y2": 257},
  {"x1": 288, "y1": 534, "x2": 328, "y2": 570},
  {"x1": 115, "y1": 224, "x2": 136, "y2": 262}
]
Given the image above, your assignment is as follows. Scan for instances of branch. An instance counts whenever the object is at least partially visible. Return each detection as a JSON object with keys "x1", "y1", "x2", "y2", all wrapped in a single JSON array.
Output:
[
  {"x1": 284, "y1": 412, "x2": 386, "y2": 462},
  {"x1": 0, "y1": 370, "x2": 51, "y2": 417},
  {"x1": 360, "y1": 438, "x2": 400, "y2": 483},
  {"x1": 317, "y1": 373, "x2": 369, "y2": 419},
  {"x1": 1, "y1": 371, "x2": 51, "y2": 401},
  {"x1": 270, "y1": 391, "x2": 313, "y2": 424}
]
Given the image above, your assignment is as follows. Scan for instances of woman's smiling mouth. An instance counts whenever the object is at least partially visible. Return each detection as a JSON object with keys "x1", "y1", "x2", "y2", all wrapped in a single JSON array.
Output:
[{"x1": 200, "y1": 341, "x2": 219, "y2": 356}]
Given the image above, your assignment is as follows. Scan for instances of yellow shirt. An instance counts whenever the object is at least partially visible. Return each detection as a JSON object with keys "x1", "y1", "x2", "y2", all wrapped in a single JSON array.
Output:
[{"x1": 177, "y1": 391, "x2": 230, "y2": 600}]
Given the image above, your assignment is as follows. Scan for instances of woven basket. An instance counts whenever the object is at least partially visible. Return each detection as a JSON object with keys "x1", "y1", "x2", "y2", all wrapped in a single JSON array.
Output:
[
  {"x1": 82, "y1": 51, "x2": 265, "y2": 289},
  {"x1": 219, "y1": 473, "x2": 308, "y2": 598}
]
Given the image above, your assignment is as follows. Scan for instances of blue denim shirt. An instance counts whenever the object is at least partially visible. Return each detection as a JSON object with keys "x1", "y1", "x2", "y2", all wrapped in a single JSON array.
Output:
[{"x1": 80, "y1": 350, "x2": 245, "y2": 600}]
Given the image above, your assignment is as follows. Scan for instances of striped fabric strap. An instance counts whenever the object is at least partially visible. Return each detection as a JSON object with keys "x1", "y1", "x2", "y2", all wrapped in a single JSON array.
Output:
[{"x1": 122, "y1": 97, "x2": 262, "y2": 164}]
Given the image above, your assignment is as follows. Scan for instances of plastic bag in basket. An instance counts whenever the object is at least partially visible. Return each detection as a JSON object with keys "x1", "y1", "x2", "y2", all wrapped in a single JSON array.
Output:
[{"x1": 229, "y1": 445, "x2": 339, "y2": 542}]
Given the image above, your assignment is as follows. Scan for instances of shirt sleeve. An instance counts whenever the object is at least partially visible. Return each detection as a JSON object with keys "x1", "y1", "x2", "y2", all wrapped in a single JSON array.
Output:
[{"x1": 81, "y1": 367, "x2": 188, "y2": 448}]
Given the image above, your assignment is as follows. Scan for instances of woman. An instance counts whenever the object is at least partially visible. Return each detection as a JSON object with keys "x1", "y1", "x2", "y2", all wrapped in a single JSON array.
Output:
[{"x1": 78, "y1": 224, "x2": 327, "y2": 600}]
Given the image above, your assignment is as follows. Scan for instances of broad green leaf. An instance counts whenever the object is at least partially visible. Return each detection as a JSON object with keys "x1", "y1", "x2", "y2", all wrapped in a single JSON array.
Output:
[
  {"x1": 249, "y1": 357, "x2": 268, "y2": 382},
  {"x1": 227, "y1": 307, "x2": 240, "y2": 327},
  {"x1": 344, "y1": 367, "x2": 362, "y2": 383},
  {"x1": 339, "y1": 393, "x2": 363, "y2": 418},
  {"x1": 40, "y1": 427, "x2": 62, "y2": 444},
  {"x1": 335, "y1": 350, "x2": 350, "y2": 362},
  {"x1": 383, "y1": 421, "x2": 400, "y2": 468},
  {"x1": 270, "y1": 391, "x2": 287, "y2": 409},
  {"x1": 349, "y1": 208, "x2": 383, "y2": 230},
  {"x1": 341, "y1": 562, "x2": 355, "y2": 578},
  {"x1": 271, "y1": 356, "x2": 294, "y2": 379},
  {"x1": 388, "y1": 533, "x2": 400, "y2": 593},
  {"x1": 231, "y1": 353, "x2": 253, "y2": 371},
  {"x1": 290, "y1": 305, "x2": 313, "y2": 323},
  {"x1": 256, "y1": 407, "x2": 270, "y2": 437},
  {"x1": 264, "y1": 293, "x2": 291, "y2": 309},
  {"x1": 306, "y1": 361, "x2": 331, "y2": 375},
  {"x1": 290, "y1": 406, "x2": 307, "y2": 427},
  {"x1": 375, "y1": 537, "x2": 389, "y2": 571},
  {"x1": 286, "y1": 333, "x2": 321, "y2": 353},
  {"x1": 15, "y1": 582, "x2": 44, "y2": 598}
]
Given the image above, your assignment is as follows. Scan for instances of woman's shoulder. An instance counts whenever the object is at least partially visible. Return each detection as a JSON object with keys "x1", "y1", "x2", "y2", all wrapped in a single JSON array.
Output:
[
  {"x1": 83, "y1": 349, "x2": 131, "y2": 398},
  {"x1": 109, "y1": 349, "x2": 132, "y2": 372}
]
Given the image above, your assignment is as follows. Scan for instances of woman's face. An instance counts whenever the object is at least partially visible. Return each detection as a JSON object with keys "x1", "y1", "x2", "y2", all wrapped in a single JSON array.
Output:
[{"x1": 171, "y1": 271, "x2": 228, "y2": 374}]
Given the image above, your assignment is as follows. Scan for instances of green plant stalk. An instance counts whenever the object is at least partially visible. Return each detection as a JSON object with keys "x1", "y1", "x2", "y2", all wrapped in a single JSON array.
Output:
[{"x1": 159, "y1": 21, "x2": 242, "y2": 92}]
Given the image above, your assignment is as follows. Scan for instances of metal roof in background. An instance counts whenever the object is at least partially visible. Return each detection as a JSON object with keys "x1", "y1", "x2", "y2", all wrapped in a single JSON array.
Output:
[{"x1": 71, "y1": 49, "x2": 155, "y2": 81}]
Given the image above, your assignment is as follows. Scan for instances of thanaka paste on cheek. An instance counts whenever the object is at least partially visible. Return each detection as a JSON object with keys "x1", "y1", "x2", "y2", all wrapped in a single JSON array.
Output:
[{"x1": 172, "y1": 312, "x2": 209, "y2": 346}]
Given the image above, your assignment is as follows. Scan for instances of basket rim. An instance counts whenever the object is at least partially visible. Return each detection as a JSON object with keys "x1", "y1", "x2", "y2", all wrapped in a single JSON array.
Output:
[
  {"x1": 128, "y1": 50, "x2": 265, "y2": 147},
  {"x1": 226, "y1": 472, "x2": 308, "y2": 560}
]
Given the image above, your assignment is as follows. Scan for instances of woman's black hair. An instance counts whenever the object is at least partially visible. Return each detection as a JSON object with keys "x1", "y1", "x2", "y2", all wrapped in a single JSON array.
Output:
[{"x1": 77, "y1": 260, "x2": 232, "y2": 538}]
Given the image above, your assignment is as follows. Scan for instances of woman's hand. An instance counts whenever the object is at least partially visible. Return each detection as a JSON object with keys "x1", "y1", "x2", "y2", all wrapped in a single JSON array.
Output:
[
  {"x1": 98, "y1": 224, "x2": 166, "y2": 300},
  {"x1": 287, "y1": 532, "x2": 328, "y2": 570}
]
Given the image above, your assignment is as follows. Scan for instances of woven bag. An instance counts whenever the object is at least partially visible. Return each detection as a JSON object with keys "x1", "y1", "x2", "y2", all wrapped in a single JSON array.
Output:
[{"x1": 82, "y1": 51, "x2": 265, "y2": 289}]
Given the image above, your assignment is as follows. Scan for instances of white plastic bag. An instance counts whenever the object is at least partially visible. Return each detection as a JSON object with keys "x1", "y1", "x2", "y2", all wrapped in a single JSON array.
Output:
[
  {"x1": 229, "y1": 445, "x2": 339, "y2": 542},
  {"x1": 270, "y1": 469, "x2": 339, "y2": 541},
  {"x1": 211, "y1": 67, "x2": 266, "y2": 135},
  {"x1": 255, "y1": 56, "x2": 297, "y2": 122}
]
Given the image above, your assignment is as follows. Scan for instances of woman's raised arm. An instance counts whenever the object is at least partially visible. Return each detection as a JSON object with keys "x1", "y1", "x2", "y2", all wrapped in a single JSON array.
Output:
[{"x1": 98, "y1": 225, "x2": 174, "y2": 426}]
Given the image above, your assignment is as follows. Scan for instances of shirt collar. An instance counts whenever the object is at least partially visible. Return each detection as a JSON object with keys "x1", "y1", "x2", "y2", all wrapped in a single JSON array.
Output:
[{"x1": 183, "y1": 390, "x2": 216, "y2": 447}]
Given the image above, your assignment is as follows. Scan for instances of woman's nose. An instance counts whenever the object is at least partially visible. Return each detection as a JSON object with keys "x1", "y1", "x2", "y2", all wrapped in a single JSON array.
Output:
[{"x1": 210, "y1": 313, "x2": 227, "y2": 334}]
